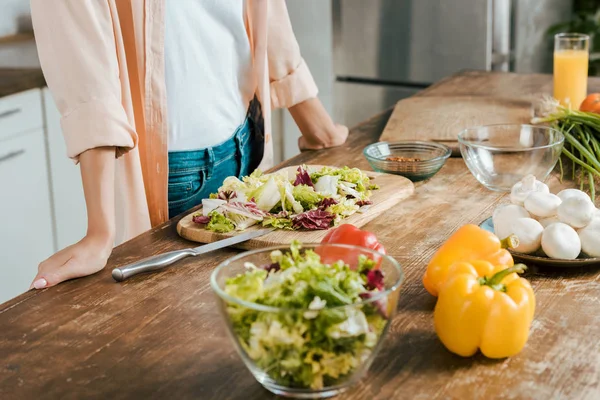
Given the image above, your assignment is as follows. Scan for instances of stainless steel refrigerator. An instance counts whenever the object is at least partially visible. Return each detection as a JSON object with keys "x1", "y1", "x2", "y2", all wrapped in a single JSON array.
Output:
[{"x1": 332, "y1": 0, "x2": 572, "y2": 127}]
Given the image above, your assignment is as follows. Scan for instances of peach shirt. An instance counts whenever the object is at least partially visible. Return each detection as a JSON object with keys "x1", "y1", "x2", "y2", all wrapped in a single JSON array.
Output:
[{"x1": 31, "y1": 0, "x2": 318, "y2": 244}]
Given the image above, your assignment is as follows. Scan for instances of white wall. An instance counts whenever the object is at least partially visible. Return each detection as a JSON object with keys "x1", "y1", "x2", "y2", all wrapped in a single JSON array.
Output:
[
  {"x1": 0, "y1": 0, "x2": 38, "y2": 68},
  {"x1": 0, "y1": 0, "x2": 31, "y2": 37}
]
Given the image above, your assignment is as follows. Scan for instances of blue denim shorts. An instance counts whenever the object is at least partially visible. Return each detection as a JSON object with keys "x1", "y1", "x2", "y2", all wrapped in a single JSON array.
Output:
[{"x1": 168, "y1": 117, "x2": 261, "y2": 218}]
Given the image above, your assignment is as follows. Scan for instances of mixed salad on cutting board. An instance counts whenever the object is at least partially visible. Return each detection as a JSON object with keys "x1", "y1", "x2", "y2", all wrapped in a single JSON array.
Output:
[{"x1": 191, "y1": 165, "x2": 379, "y2": 233}]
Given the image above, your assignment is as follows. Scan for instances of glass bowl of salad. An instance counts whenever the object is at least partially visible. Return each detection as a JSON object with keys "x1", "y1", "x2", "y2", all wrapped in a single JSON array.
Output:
[{"x1": 211, "y1": 242, "x2": 404, "y2": 398}]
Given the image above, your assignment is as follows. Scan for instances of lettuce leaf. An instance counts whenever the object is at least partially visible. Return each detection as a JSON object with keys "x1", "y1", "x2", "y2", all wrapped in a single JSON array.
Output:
[
  {"x1": 242, "y1": 169, "x2": 270, "y2": 188},
  {"x1": 262, "y1": 215, "x2": 293, "y2": 230},
  {"x1": 338, "y1": 181, "x2": 365, "y2": 200},
  {"x1": 218, "y1": 176, "x2": 246, "y2": 193},
  {"x1": 326, "y1": 198, "x2": 359, "y2": 217},
  {"x1": 202, "y1": 198, "x2": 227, "y2": 216},
  {"x1": 225, "y1": 268, "x2": 267, "y2": 303},
  {"x1": 311, "y1": 166, "x2": 371, "y2": 193},
  {"x1": 250, "y1": 177, "x2": 281, "y2": 212},
  {"x1": 293, "y1": 185, "x2": 323, "y2": 210},
  {"x1": 221, "y1": 201, "x2": 266, "y2": 230},
  {"x1": 314, "y1": 175, "x2": 339, "y2": 197},
  {"x1": 280, "y1": 181, "x2": 304, "y2": 214},
  {"x1": 206, "y1": 211, "x2": 235, "y2": 233}
]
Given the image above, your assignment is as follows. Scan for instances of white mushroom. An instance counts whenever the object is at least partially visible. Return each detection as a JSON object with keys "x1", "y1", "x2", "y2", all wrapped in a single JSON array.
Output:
[
  {"x1": 493, "y1": 204, "x2": 530, "y2": 240},
  {"x1": 557, "y1": 197, "x2": 595, "y2": 228},
  {"x1": 578, "y1": 219, "x2": 600, "y2": 257},
  {"x1": 538, "y1": 215, "x2": 560, "y2": 228},
  {"x1": 594, "y1": 208, "x2": 600, "y2": 221},
  {"x1": 541, "y1": 222, "x2": 582, "y2": 260},
  {"x1": 524, "y1": 192, "x2": 562, "y2": 218},
  {"x1": 557, "y1": 188, "x2": 592, "y2": 203},
  {"x1": 509, "y1": 218, "x2": 544, "y2": 254},
  {"x1": 510, "y1": 175, "x2": 550, "y2": 206}
]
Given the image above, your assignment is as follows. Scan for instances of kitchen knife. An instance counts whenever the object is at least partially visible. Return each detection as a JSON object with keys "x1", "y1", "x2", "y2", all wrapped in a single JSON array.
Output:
[{"x1": 111, "y1": 228, "x2": 274, "y2": 282}]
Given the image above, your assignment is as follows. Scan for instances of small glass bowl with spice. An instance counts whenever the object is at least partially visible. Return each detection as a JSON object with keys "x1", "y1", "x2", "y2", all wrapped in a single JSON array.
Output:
[{"x1": 363, "y1": 141, "x2": 451, "y2": 181}]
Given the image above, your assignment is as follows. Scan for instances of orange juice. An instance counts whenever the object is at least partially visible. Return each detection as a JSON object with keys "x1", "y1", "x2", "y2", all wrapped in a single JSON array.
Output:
[{"x1": 554, "y1": 49, "x2": 589, "y2": 109}]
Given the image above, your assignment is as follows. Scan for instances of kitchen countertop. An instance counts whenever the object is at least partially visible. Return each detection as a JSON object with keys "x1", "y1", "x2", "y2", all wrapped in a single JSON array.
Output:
[
  {"x1": 0, "y1": 68, "x2": 45, "y2": 98},
  {"x1": 1, "y1": 71, "x2": 599, "y2": 399}
]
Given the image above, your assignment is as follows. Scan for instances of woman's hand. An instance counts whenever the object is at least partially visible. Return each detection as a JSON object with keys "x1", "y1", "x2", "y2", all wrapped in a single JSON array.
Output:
[
  {"x1": 31, "y1": 233, "x2": 114, "y2": 289},
  {"x1": 30, "y1": 146, "x2": 117, "y2": 289},
  {"x1": 298, "y1": 123, "x2": 348, "y2": 151},
  {"x1": 289, "y1": 98, "x2": 349, "y2": 151}
]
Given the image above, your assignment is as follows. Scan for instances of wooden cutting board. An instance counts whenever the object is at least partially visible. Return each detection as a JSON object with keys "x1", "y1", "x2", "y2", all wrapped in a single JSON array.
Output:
[
  {"x1": 177, "y1": 166, "x2": 414, "y2": 249},
  {"x1": 380, "y1": 96, "x2": 534, "y2": 154}
]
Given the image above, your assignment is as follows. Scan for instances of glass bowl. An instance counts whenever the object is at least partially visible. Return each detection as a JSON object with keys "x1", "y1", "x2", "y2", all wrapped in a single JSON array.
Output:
[
  {"x1": 363, "y1": 141, "x2": 451, "y2": 181},
  {"x1": 458, "y1": 124, "x2": 564, "y2": 191},
  {"x1": 211, "y1": 244, "x2": 404, "y2": 399}
]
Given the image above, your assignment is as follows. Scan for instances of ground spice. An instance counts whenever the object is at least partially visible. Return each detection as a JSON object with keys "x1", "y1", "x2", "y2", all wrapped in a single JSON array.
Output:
[{"x1": 386, "y1": 156, "x2": 421, "y2": 162}]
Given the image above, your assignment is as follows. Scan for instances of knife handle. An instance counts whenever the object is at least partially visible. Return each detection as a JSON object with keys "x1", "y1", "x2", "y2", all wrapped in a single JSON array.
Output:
[{"x1": 112, "y1": 248, "x2": 197, "y2": 282}]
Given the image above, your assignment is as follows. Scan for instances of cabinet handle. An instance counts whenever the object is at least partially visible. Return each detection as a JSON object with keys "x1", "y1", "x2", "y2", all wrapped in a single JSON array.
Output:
[
  {"x1": 0, "y1": 149, "x2": 25, "y2": 164},
  {"x1": 0, "y1": 108, "x2": 21, "y2": 119}
]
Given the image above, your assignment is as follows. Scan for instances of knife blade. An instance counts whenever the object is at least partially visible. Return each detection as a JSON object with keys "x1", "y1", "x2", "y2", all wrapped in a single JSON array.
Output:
[{"x1": 111, "y1": 228, "x2": 275, "y2": 282}]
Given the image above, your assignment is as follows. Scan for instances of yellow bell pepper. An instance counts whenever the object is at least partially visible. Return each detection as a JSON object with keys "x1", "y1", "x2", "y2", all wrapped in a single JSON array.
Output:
[
  {"x1": 434, "y1": 261, "x2": 535, "y2": 359},
  {"x1": 423, "y1": 224, "x2": 517, "y2": 296}
]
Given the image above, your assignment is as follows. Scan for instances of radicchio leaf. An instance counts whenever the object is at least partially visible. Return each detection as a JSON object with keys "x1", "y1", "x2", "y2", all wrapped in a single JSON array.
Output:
[
  {"x1": 192, "y1": 214, "x2": 211, "y2": 224},
  {"x1": 359, "y1": 292, "x2": 388, "y2": 319},
  {"x1": 365, "y1": 269, "x2": 385, "y2": 291},
  {"x1": 221, "y1": 201, "x2": 268, "y2": 220},
  {"x1": 293, "y1": 165, "x2": 314, "y2": 188},
  {"x1": 217, "y1": 190, "x2": 237, "y2": 201},
  {"x1": 292, "y1": 210, "x2": 334, "y2": 230},
  {"x1": 260, "y1": 262, "x2": 281, "y2": 273},
  {"x1": 356, "y1": 200, "x2": 373, "y2": 206},
  {"x1": 318, "y1": 198, "x2": 338, "y2": 210}
]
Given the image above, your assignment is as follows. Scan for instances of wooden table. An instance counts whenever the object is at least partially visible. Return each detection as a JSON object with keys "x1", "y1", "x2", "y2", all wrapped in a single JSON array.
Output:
[{"x1": 2, "y1": 71, "x2": 599, "y2": 400}]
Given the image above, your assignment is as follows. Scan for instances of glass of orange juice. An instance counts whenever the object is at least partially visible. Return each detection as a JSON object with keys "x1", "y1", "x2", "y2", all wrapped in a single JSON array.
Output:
[{"x1": 554, "y1": 33, "x2": 590, "y2": 109}]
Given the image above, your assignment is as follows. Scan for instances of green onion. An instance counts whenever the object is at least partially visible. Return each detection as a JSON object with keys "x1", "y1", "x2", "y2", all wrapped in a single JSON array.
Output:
[{"x1": 534, "y1": 106, "x2": 600, "y2": 200}]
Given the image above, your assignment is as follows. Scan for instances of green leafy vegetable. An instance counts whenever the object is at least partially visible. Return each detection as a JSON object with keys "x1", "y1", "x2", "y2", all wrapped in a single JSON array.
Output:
[
  {"x1": 223, "y1": 242, "x2": 389, "y2": 390},
  {"x1": 250, "y1": 177, "x2": 282, "y2": 212},
  {"x1": 292, "y1": 185, "x2": 323, "y2": 209},
  {"x1": 533, "y1": 100, "x2": 600, "y2": 200},
  {"x1": 311, "y1": 166, "x2": 372, "y2": 192},
  {"x1": 206, "y1": 211, "x2": 235, "y2": 233},
  {"x1": 204, "y1": 166, "x2": 379, "y2": 232},
  {"x1": 326, "y1": 199, "x2": 360, "y2": 220},
  {"x1": 262, "y1": 215, "x2": 294, "y2": 230},
  {"x1": 280, "y1": 181, "x2": 304, "y2": 214}
]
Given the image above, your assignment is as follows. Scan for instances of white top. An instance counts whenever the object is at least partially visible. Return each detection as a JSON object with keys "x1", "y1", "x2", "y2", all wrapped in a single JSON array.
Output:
[{"x1": 164, "y1": 0, "x2": 254, "y2": 151}]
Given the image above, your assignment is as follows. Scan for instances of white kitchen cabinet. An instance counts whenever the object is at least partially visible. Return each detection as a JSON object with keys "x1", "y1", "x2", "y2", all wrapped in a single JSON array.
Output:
[
  {"x1": 0, "y1": 87, "x2": 87, "y2": 304},
  {"x1": 0, "y1": 123, "x2": 54, "y2": 302},
  {"x1": 43, "y1": 88, "x2": 87, "y2": 250},
  {"x1": 0, "y1": 88, "x2": 43, "y2": 141}
]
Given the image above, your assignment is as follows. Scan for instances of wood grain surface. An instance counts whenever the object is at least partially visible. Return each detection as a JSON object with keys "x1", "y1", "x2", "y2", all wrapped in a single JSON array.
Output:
[
  {"x1": 1, "y1": 71, "x2": 599, "y2": 400},
  {"x1": 177, "y1": 165, "x2": 414, "y2": 248},
  {"x1": 0, "y1": 68, "x2": 45, "y2": 98},
  {"x1": 380, "y1": 96, "x2": 534, "y2": 154}
]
